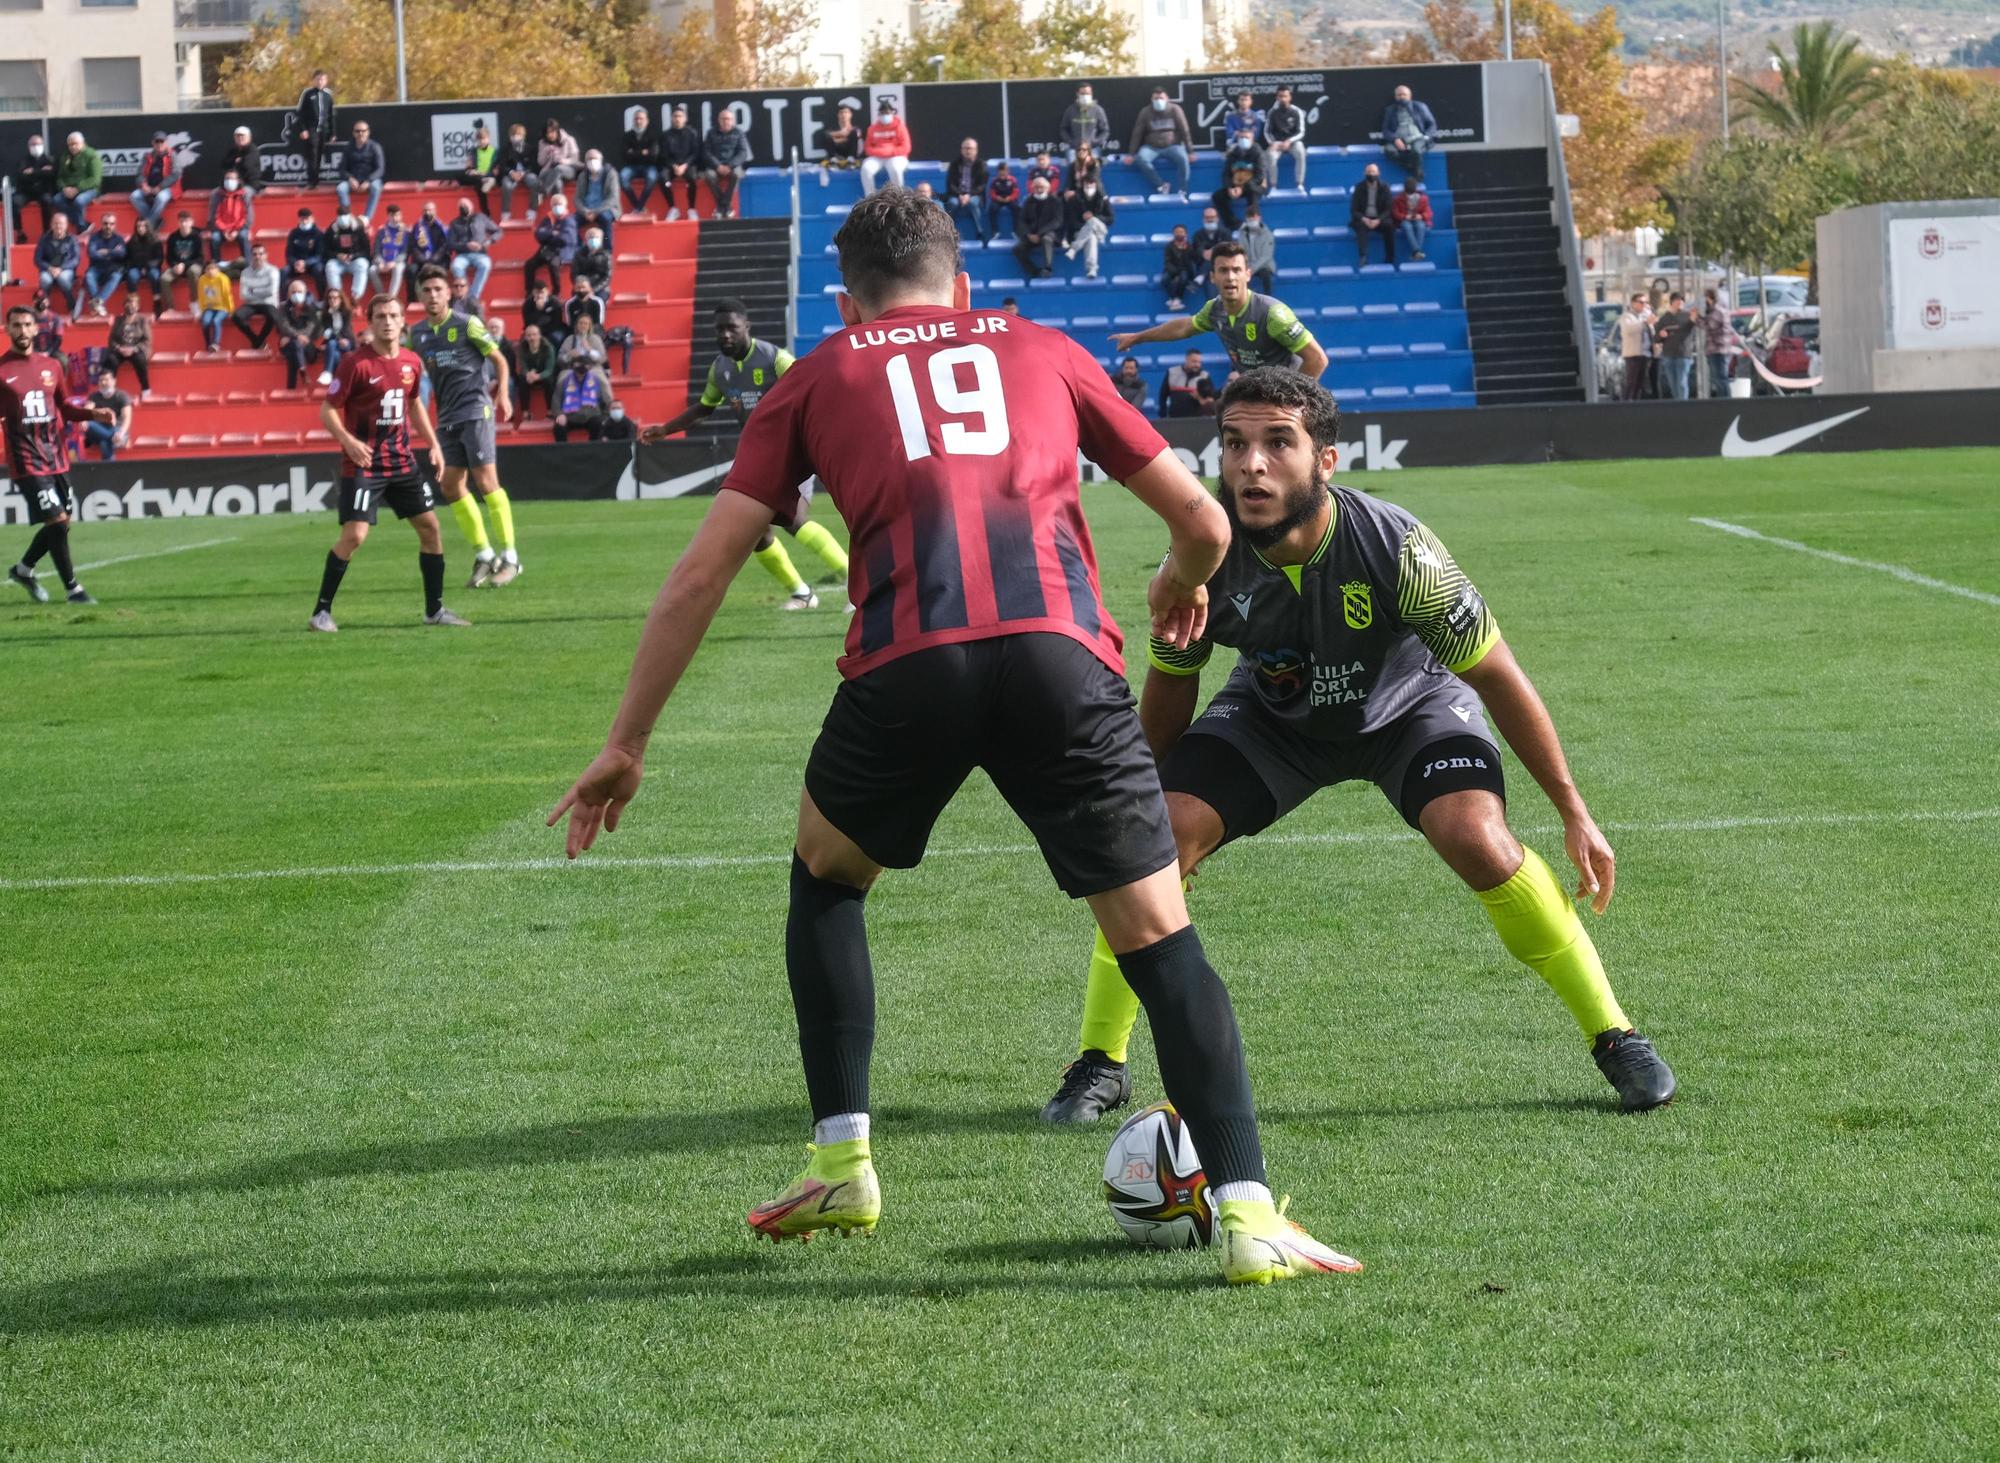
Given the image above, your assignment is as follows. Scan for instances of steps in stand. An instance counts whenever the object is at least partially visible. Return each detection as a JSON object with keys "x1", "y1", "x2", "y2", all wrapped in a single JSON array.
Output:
[{"x1": 1449, "y1": 159, "x2": 1587, "y2": 406}]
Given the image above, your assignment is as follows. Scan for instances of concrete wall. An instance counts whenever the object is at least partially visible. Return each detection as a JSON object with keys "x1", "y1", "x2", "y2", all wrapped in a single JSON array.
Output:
[
  {"x1": 1473, "y1": 60, "x2": 1554, "y2": 153},
  {"x1": 1818, "y1": 204, "x2": 1886, "y2": 396},
  {"x1": 1820, "y1": 199, "x2": 2000, "y2": 394},
  {"x1": 2, "y1": 0, "x2": 178, "y2": 114}
]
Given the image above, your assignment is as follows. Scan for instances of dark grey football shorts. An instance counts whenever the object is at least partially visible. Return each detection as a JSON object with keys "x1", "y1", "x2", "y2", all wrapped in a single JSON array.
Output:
[{"x1": 437, "y1": 413, "x2": 496, "y2": 468}]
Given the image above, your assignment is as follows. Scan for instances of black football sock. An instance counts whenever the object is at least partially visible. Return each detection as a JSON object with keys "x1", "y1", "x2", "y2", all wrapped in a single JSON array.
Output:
[
  {"x1": 20, "y1": 525, "x2": 51, "y2": 568},
  {"x1": 418, "y1": 551, "x2": 444, "y2": 617},
  {"x1": 1116, "y1": 924, "x2": 1266, "y2": 1187},
  {"x1": 315, "y1": 550, "x2": 349, "y2": 614},
  {"x1": 785, "y1": 852, "x2": 875, "y2": 1121},
  {"x1": 42, "y1": 521, "x2": 77, "y2": 590}
]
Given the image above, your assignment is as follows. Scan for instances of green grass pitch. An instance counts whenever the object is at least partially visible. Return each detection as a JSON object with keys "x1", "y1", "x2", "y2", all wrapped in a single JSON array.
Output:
[{"x1": 3, "y1": 448, "x2": 1996, "y2": 1458}]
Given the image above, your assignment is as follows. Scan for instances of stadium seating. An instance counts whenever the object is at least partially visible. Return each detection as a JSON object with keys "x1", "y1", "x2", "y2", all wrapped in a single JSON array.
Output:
[
  {"x1": 772, "y1": 148, "x2": 1476, "y2": 411},
  {"x1": 6, "y1": 180, "x2": 699, "y2": 459}
]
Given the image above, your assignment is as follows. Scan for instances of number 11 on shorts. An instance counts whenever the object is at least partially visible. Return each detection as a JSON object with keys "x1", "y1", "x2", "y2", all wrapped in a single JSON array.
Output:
[{"x1": 884, "y1": 345, "x2": 1010, "y2": 461}]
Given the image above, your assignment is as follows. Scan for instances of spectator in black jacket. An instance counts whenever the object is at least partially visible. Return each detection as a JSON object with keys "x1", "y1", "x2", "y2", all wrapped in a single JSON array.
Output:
[
  {"x1": 572, "y1": 227, "x2": 613, "y2": 297},
  {"x1": 661, "y1": 104, "x2": 701, "y2": 220},
  {"x1": 1349, "y1": 161, "x2": 1396, "y2": 265},
  {"x1": 942, "y1": 138, "x2": 988, "y2": 241},
  {"x1": 1262, "y1": 85, "x2": 1307, "y2": 190},
  {"x1": 493, "y1": 124, "x2": 538, "y2": 221},
  {"x1": 566, "y1": 280, "x2": 605, "y2": 335},
  {"x1": 161, "y1": 212, "x2": 205, "y2": 312},
  {"x1": 817, "y1": 105, "x2": 862, "y2": 172},
  {"x1": 1161, "y1": 224, "x2": 1196, "y2": 310},
  {"x1": 700, "y1": 110, "x2": 751, "y2": 219},
  {"x1": 276, "y1": 279, "x2": 323, "y2": 388},
  {"x1": 284, "y1": 208, "x2": 325, "y2": 295},
  {"x1": 524, "y1": 196, "x2": 577, "y2": 296},
  {"x1": 620, "y1": 107, "x2": 662, "y2": 214},
  {"x1": 520, "y1": 281, "x2": 565, "y2": 350},
  {"x1": 336, "y1": 120, "x2": 385, "y2": 225},
  {"x1": 1060, "y1": 179, "x2": 1114, "y2": 279},
  {"x1": 1210, "y1": 162, "x2": 1261, "y2": 232},
  {"x1": 14, "y1": 134, "x2": 59, "y2": 236},
  {"x1": 220, "y1": 126, "x2": 267, "y2": 196},
  {"x1": 984, "y1": 161, "x2": 1019, "y2": 243},
  {"x1": 1190, "y1": 209, "x2": 1227, "y2": 291},
  {"x1": 294, "y1": 70, "x2": 335, "y2": 186},
  {"x1": 1013, "y1": 176, "x2": 1064, "y2": 279},
  {"x1": 513, "y1": 322, "x2": 558, "y2": 417}
]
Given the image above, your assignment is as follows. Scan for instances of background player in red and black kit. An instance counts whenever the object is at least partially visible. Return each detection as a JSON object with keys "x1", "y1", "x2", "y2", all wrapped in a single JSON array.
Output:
[
  {"x1": 309, "y1": 294, "x2": 468, "y2": 632},
  {"x1": 550, "y1": 189, "x2": 1361, "y2": 1285},
  {"x1": 3, "y1": 304, "x2": 117, "y2": 606}
]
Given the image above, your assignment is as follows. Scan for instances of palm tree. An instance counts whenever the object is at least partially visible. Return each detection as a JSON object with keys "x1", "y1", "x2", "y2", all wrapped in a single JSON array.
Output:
[{"x1": 1735, "y1": 21, "x2": 1885, "y2": 146}]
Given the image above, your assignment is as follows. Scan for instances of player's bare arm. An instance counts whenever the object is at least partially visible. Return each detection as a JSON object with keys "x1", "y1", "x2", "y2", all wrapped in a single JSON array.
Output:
[
  {"x1": 1119, "y1": 447, "x2": 1227, "y2": 646},
  {"x1": 1458, "y1": 638, "x2": 1617, "y2": 914},
  {"x1": 549, "y1": 488, "x2": 776, "y2": 858},
  {"x1": 641, "y1": 400, "x2": 715, "y2": 444},
  {"x1": 1297, "y1": 338, "x2": 1330, "y2": 380},
  {"x1": 1137, "y1": 664, "x2": 1202, "y2": 760},
  {"x1": 320, "y1": 396, "x2": 373, "y2": 469},
  {"x1": 488, "y1": 346, "x2": 513, "y2": 423},
  {"x1": 408, "y1": 392, "x2": 445, "y2": 478},
  {"x1": 1109, "y1": 316, "x2": 1198, "y2": 354}
]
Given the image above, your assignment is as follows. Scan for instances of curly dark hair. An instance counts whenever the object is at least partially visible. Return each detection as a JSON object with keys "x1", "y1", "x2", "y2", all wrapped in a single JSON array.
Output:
[
  {"x1": 833, "y1": 187, "x2": 963, "y2": 309},
  {"x1": 1216, "y1": 366, "x2": 1341, "y2": 453}
]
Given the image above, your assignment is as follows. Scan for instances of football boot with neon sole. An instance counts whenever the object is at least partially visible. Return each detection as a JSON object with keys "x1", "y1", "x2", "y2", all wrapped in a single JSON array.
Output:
[
  {"x1": 1591, "y1": 1028, "x2": 1677, "y2": 1112},
  {"x1": 1218, "y1": 1197, "x2": 1363, "y2": 1286},
  {"x1": 1039, "y1": 1049, "x2": 1133, "y2": 1124},
  {"x1": 746, "y1": 1139, "x2": 880, "y2": 1243}
]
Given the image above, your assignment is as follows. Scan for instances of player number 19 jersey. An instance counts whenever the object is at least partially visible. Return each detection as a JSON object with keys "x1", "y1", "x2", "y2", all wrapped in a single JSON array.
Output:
[{"x1": 721, "y1": 305, "x2": 1167, "y2": 680}]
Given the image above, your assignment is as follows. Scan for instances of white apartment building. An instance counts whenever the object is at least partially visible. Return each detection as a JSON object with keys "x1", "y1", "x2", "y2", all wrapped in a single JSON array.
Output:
[{"x1": 0, "y1": 0, "x2": 177, "y2": 114}]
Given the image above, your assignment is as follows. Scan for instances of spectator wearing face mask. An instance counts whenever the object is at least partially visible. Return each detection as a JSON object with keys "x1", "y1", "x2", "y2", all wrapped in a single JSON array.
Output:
[
  {"x1": 195, "y1": 259, "x2": 233, "y2": 353},
  {"x1": 1349, "y1": 162, "x2": 1396, "y2": 265},
  {"x1": 513, "y1": 322, "x2": 557, "y2": 418},
  {"x1": 620, "y1": 107, "x2": 661, "y2": 215},
  {"x1": 552, "y1": 358, "x2": 613, "y2": 441},
  {"x1": 1061, "y1": 178, "x2": 1114, "y2": 279},
  {"x1": 409, "y1": 202, "x2": 451, "y2": 289},
  {"x1": 1013, "y1": 176, "x2": 1064, "y2": 279},
  {"x1": 1222, "y1": 94, "x2": 1265, "y2": 178},
  {"x1": 35, "y1": 215, "x2": 81, "y2": 315},
  {"x1": 336, "y1": 120, "x2": 385, "y2": 224},
  {"x1": 942, "y1": 138, "x2": 988, "y2": 241},
  {"x1": 860, "y1": 97, "x2": 910, "y2": 196},
  {"x1": 1239, "y1": 202, "x2": 1276, "y2": 293},
  {"x1": 448, "y1": 199, "x2": 500, "y2": 302},
  {"x1": 701, "y1": 110, "x2": 752, "y2": 218},
  {"x1": 1190, "y1": 209, "x2": 1227, "y2": 293},
  {"x1": 575, "y1": 149, "x2": 622, "y2": 249},
  {"x1": 1059, "y1": 84, "x2": 1112, "y2": 160},
  {"x1": 129, "y1": 132, "x2": 182, "y2": 229},
  {"x1": 600, "y1": 399, "x2": 638, "y2": 441},
  {"x1": 277, "y1": 280, "x2": 323, "y2": 388},
  {"x1": 818, "y1": 104, "x2": 862, "y2": 177},
  {"x1": 984, "y1": 161, "x2": 1020, "y2": 244},
  {"x1": 208, "y1": 171, "x2": 253, "y2": 263},
  {"x1": 162, "y1": 212, "x2": 206, "y2": 313},
  {"x1": 526, "y1": 196, "x2": 578, "y2": 298},
  {"x1": 1392, "y1": 183, "x2": 1432, "y2": 261},
  {"x1": 537, "y1": 118, "x2": 581, "y2": 200},
  {"x1": 572, "y1": 228, "x2": 613, "y2": 298},
  {"x1": 285, "y1": 208, "x2": 325, "y2": 297},
  {"x1": 13, "y1": 134, "x2": 58, "y2": 237},
  {"x1": 220, "y1": 125, "x2": 266, "y2": 196},
  {"x1": 372, "y1": 204, "x2": 410, "y2": 302},
  {"x1": 493, "y1": 125, "x2": 538, "y2": 221},
  {"x1": 566, "y1": 277, "x2": 606, "y2": 335},
  {"x1": 322, "y1": 209, "x2": 372, "y2": 302},
  {"x1": 660, "y1": 105, "x2": 702, "y2": 220},
  {"x1": 1125, "y1": 87, "x2": 1194, "y2": 198}
]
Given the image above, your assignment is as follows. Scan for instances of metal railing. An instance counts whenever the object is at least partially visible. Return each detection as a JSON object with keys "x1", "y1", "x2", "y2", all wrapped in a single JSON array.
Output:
[
  {"x1": 1544, "y1": 66, "x2": 1598, "y2": 403},
  {"x1": 786, "y1": 147, "x2": 801, "y2": 355},
  {"x1": 1, "y1": 180, "x2": 16, "y2": 290}
]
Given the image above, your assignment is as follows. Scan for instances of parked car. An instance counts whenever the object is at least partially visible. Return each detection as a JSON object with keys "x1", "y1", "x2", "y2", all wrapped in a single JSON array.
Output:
[
  {"x1": 1736, "y1": 276, "x2": 1810, "y2": 310},
  {"x1": 1649, "y1": 255, "x2": 1728, "y2": 279}
]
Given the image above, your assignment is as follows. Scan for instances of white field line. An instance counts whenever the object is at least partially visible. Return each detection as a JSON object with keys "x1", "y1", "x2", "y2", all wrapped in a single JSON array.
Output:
[
  {"x1": 4, "y1": 807, "x2": 1997, "y2": 894},
  {"x1": 1691, "y1": 518, "x2": 2000, "y2": 607},
  {"x1": 70, "y1": 536, "x2": 241, "y2": 574}
]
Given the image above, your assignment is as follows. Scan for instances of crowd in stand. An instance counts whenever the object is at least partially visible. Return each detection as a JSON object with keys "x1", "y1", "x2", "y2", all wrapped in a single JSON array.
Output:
[{"x1": 6, "y1": 69, "x2": 1470, "y2": 448}]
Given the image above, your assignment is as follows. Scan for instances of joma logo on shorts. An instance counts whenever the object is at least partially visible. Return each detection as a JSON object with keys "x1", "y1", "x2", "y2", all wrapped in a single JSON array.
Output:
[{"x1": 1422, "y1": 755, "x2": 1488, "y2": 778}]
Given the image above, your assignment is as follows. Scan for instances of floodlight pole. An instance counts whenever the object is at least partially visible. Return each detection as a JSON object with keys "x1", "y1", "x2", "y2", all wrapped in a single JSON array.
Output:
[
  {"x1": 1503, "y1": 0, "x2": 1514, "y2": 60},
  {"x1": 1717, "y1": 0, "x2": 1729, "y2": 143},
  {"x1": 394, "y1": 0, "x2": 409, "y2": 103}
]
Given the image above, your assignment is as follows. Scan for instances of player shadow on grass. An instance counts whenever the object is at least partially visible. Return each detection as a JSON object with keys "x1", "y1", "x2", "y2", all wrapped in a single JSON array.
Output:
[
  {"x1": 0, "y1": 1249, "x2": 1213, "y2": 1337},
  {"x1": 52, "y1": 1103, "x2": 1046, "y2": 1202}
]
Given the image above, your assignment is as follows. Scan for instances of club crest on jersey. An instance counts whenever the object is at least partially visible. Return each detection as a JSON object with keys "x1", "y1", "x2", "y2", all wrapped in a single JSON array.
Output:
[
  {"x1": 752, "y1": 368, "x2": 766, "y2": 385},
  {"x1": 1244, "y1": 322, "x2": 1259, "y2": 341},
  {"x1": 401, "y1": 366, "x2": 416, "y2": 384},
  {"x1": 1341, "y1": 580, "x2": 1373, "y2": 629}
]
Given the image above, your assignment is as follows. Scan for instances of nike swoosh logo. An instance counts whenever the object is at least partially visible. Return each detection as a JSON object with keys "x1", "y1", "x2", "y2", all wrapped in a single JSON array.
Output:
[
  {"x1": 1719, "y1": 408, "x2": 1869, "y2": 459},
  {"x1": 617, "y1": 455, "x2": 737, "y2": 501}
]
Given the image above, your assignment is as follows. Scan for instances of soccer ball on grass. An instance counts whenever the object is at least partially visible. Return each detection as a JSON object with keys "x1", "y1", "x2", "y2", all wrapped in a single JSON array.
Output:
[{"x1": 1102, "y1": 1101, "x2": 1213, "y2": 1248}]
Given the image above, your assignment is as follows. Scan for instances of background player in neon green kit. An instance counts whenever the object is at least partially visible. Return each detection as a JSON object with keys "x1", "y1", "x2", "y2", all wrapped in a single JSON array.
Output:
[
  {"x1": 409, "y1": 267, "x2": 523, "y2": 587},
  {"x1": 642, "y1": 298, "x2": 847, "y2": 609},
  {"x1": 1043, "y1": 367, "x2": 1676, "y2": 1122},
  {"x1": 1109, "y1": 243, "x2": 1329, "y2": 379}
]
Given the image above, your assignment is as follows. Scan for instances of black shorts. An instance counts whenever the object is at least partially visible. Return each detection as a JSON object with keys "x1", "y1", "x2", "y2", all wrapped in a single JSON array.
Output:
[
  {"x1": 803, "y1": 633, "x2": 1179, "y2": 898},
  {"x1": 338, "y1": 473, "x2": 435, "y2": 525},
  {"x1": 18, "y1": 474, "x2": 76, "y2": 525},
  {"x1": 1160, "y1": 685, "x2": 1506, "y2": 839}
]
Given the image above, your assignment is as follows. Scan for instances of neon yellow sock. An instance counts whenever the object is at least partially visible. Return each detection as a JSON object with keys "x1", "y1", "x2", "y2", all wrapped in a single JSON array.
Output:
[
  {"x1": 794, "y1": 519, "x2": 849, "y2": 576},
  {"x1": 479, "y1": 485, "x2": 516, "y2": 554},
  {"x1": 1079, "y1": 927, "x2": 1143, "y2": 1063},
  {"x1": 448, "y1": 494, "x2": 491, "y2": 556},
  {"x1": 1475, "y1": 846, "x2": 1629, "y2": 1039},
  {"x1": 753, "y1": 540, "x2": 809, "y2": 595}
]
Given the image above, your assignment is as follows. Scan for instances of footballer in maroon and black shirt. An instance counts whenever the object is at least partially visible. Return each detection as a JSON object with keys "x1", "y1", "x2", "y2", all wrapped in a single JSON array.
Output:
[
  {"x1": 549, "y1": 191, "x2": 1358, "y2": 1277},
  {"x1": 3, "y1": 302, "x2": 116, "y2": 605},
  {"x1": 307, "y1": 294, "x2": 466, "y2": 631}
]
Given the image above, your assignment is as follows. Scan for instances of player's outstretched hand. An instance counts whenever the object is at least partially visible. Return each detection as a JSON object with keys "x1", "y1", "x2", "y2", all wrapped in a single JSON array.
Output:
[
  {"x1": 548, "y1": 745, "x2": 644, "y2": 859},
  {"x1": 639, "y1": 424, "x2": 671, "y2": 445},
  {"x1": 1147, "y1": 564, "x2": 1207, "y2": 650},
  {"x1": 1564, "y1": 811, "x2": 1616, "y2": 914},
  {"x1": 1108, "y1": 331, "x2": 1138, "y2": 352}
]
